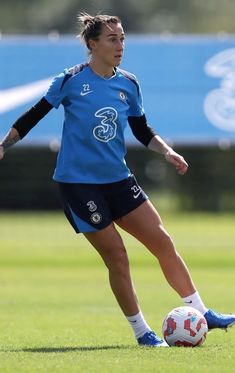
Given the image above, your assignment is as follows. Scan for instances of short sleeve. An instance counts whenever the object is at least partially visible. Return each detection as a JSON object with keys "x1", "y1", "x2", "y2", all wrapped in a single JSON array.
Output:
[
  {"x1": 44, "y1": 72, "x2": 67, "y2": 109},
  {"x1": 128, "y1": 77, "x2": 145, "y2": 117}
]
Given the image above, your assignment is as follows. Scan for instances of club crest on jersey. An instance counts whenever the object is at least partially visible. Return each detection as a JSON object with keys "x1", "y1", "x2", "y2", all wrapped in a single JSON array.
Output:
[
  {"x1": 93, "y1": 107, "x2": 117, "y2": 142},
  {"x1": 119, "y1": 91, "x2": 126, "y2": 100},
  {"x1": 90, "y1": 212, "x2": 102, "y2": 224},
  {"x1": 87, "y1": 200, "x2": 97, "y2": 212}
]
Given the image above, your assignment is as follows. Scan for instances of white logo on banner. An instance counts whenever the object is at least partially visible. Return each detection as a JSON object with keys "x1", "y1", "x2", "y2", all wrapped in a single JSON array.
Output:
[
  {"x1": 204, "y1": 48, "x2": 235, "y2": 131},
  {"x1": 0, "y1": 78, "x2": 52, "y2": 114}
]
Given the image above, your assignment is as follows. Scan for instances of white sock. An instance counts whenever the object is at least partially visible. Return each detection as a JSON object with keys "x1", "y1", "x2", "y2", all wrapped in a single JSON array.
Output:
[
  {"x1": 126, "y1": 311, "x2": 152, "y2": 339},
  {"x1": 182, "y1": 291, "x2": 208, "y2": 315}
]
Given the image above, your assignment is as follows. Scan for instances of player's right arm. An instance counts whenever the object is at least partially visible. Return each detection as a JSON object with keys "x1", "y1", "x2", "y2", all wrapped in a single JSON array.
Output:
[
  {"x1": 0, "y1": 127, "x2": 21, "y2": 160},
  {"x1": 0, "y1": 69, "x2": 74, "y2": 160},
  {"x1": 0, "y1": 97, "x2": 53, "y2": 160}
]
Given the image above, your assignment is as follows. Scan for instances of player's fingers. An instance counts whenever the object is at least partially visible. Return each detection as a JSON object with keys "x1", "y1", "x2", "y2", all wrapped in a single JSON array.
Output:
[
  {"x1": 166, "y1": 152, "x2": 188, "y2": 175},
  {"x1": 177, "y1": 160, "x2": 188, "y2": 175}
]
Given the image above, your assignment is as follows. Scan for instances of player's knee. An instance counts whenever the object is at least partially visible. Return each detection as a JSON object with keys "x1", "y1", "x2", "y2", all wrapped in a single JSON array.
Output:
[
  {"x1": 107, "y1": 246, "x2": 130, "y2": 273},
  {"x1": 158, "y1": 224, "x2": 174, "y2": 246},
  {"x1": 151, "y1": 224, "x2": 175, "y2": 258}
]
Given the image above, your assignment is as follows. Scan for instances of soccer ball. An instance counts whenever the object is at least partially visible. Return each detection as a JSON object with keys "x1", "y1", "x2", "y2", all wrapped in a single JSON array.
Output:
[{"x1": 162, "y1": 306, "x2": 208, "y2": 347}]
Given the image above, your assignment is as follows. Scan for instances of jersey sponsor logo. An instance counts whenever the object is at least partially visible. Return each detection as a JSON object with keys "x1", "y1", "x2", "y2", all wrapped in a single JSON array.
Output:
[
  {"x1": 80, "y1": 83, "x2": 93, "y2": 96},
  {"x1": 87, "y1": 200, "x2": 97, "y2": 212},
  {"x1": 131, "y1": 184, "x2": 142, "y2": 199},
  {"x1": 93, "y1": 107, "x2": 117, "y2": 142},
  {"x1": 90, "y1": 212, "x2": 102, "y2": 224}
]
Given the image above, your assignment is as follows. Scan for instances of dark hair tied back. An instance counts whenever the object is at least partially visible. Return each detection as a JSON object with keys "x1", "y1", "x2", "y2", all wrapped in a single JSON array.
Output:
[{"x1": 78, "y1": 12, "x2": 120, "y2": 50}]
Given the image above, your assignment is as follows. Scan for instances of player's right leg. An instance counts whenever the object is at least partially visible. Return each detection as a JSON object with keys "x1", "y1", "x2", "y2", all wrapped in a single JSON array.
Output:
[
  {"x1": 84, "y1": 224, "x2": 168, "y2": 346},
  {"x1": 57, "y1": 182, "x2": 167, "y2": 346},
  {"x1": 85, "y1": 223, "x2": 139, "y2": 316}
]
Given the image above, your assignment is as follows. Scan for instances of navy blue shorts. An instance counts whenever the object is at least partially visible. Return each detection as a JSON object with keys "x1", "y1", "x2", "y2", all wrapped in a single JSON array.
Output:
[{"x1": 58, "y1": 174, "x2": 148, "y2": 233}]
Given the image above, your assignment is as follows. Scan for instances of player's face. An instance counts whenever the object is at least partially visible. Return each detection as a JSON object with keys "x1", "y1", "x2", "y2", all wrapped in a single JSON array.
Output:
[{"x1": 90, "y1": 22, "x2": 125, "y2": 68}]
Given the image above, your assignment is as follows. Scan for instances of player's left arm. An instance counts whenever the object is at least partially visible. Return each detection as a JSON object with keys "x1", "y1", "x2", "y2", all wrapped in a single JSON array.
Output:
[
  {"x1": 128, "y1": 114, "x2": 188, "y2": 175},
  {"x1": 127, "y1": 77, "x2": 188, "y2": 176},
  {"x1": 148, "y1": 134, "x2": 188, "y2": 175}
]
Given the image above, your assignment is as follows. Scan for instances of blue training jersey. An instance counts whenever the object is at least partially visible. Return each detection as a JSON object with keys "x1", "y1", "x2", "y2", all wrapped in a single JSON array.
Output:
[{"x1": 45, "y1": 63, "x2": 145, "y2": 183}]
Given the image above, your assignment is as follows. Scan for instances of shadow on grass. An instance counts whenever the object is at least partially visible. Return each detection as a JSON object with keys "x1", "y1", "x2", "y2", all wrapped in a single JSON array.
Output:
[
  {"x1": 2, "y1": 345, "x2": 133, "y2": 353},
  {"x1": 24, "y1": 345, "x2": 130, "y2": 353}
]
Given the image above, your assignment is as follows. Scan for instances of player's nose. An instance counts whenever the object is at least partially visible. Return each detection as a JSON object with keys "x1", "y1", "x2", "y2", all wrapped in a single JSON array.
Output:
[{"x1": 117, "y1": 40, "x2": 124, "y2": 50}]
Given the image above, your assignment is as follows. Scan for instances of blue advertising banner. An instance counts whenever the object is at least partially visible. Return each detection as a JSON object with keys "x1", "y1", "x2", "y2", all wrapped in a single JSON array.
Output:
[{"x1": 1, "y1": 35, "x2": 235, "y2": 146}]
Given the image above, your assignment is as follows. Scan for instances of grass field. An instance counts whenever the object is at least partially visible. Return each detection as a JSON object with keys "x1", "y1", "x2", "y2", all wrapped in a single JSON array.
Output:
[{"x1": 0, "y1": 208, "x2": 235, "y2": 373}]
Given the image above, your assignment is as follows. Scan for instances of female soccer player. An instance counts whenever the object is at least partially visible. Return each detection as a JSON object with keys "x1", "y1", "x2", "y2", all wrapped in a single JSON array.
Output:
[{"x1": 0, "y1": 13, "x2": 234, "y2": 347}]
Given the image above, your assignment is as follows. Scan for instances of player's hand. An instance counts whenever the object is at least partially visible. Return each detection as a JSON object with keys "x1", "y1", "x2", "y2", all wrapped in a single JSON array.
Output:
[
  {"x1": 164, "y1": 149, "x2": 188, "y2": 175},
  {"x1": 0, "y1": 145, "x2": 4, "y2": 160}
]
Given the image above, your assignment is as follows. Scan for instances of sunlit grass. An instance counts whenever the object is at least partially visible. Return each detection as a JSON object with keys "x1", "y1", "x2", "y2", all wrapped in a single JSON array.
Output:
[{"x1": 0, "y1": 210, "x2": 234, "y2": 372}]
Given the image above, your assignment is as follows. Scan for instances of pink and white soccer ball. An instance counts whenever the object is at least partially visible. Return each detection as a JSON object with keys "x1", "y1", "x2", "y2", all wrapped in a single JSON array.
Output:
[{"x1": 162, "y1": 306, "x2": 208, "y2": 347}]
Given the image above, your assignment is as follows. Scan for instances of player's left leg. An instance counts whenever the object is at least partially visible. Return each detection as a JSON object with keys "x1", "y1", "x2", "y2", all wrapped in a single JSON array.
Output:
[
  {"x1": 116, "y1": 199, "x2": 196, "y2": 298},
  {"x1": 115, "y1": 200, "x2": 235, "y2": 330}
]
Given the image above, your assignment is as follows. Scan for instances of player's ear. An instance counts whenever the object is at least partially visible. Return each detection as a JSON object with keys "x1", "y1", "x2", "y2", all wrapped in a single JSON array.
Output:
[{"x1": 89, "y1": 38, "x2": 98, "y2": 51}]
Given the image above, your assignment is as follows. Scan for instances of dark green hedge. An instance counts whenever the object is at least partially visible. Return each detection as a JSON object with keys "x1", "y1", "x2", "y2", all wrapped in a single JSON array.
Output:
[{"x1": 0, "y1": 146, "x2": 235, "y2": 211}]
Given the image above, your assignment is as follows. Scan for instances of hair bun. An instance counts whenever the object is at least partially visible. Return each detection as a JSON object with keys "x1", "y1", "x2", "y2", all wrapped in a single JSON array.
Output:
[{"x1": 78, "y1": 12, "x2": 94, "y2": 26}]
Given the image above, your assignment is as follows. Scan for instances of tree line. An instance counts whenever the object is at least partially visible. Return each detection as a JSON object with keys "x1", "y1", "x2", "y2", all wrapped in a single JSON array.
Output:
[{"x1": 1, "y1": 0, "x2": 235, "y2": 34}]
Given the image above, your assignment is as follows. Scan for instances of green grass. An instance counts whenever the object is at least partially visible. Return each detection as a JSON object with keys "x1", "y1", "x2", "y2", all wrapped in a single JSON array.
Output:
[{"x1": 0, "y1": 209, "x2": 235, "y2": 372}]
